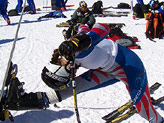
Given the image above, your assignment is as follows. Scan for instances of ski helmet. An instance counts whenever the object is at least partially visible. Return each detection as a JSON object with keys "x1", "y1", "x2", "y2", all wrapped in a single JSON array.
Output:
[
  {"x1": 79, "y1": 1, "x2": 87, "y2": 8},
  {"x1": 41, "y1": 62, "x2": 70, "y2": 91}
]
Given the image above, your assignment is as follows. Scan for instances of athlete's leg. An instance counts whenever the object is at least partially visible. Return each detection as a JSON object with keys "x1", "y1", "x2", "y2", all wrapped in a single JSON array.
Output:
[
  {"x1": 16, "y1": 0, "x2": 23, "y2": 12},
  {"x1": 57, "y1": 69, "x2": 118, "y2": 102},
  {"x1": 136, "y1": 84, "x2": 163, "y2": 123}
]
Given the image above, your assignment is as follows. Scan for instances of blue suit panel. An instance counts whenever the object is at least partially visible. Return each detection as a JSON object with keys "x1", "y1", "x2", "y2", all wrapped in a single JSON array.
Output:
[
  {"x1": 137, "y1": 0, "x2": 144, "y2": 6},
  {"x1": 0, "y1": 0, "x2": 8, "y2": 19},
  {"x1": 56, "y1": 0, "x2": 65, "y2": 8},
  {"x1": 116, "y1": 44, "x2": 147, "y2": 104}
]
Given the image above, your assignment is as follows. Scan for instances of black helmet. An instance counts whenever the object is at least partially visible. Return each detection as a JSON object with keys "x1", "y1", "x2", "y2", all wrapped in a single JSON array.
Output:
[
  {"x1": 79, "y1": 1, "x2": 87, "y2": 8},
  {"x1": 41, "y1": 63, "x2": 70, "y2": 91}
]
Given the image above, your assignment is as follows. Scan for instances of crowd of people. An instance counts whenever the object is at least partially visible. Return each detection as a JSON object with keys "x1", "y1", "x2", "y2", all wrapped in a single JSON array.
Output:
[{"x1": 0, "y1": 0, "x2": 164, "y2": 123}]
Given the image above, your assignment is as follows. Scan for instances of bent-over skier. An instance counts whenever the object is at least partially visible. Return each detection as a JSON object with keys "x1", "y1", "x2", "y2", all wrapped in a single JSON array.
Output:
[{"x1": 1, "y1": 23, "x2": 164, "y2": 123}]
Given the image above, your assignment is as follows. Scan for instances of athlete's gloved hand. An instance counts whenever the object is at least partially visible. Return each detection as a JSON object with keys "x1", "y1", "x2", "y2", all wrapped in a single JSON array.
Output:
[{"x1": 0, "y1": 102, "x2": 5, "y2": 121}]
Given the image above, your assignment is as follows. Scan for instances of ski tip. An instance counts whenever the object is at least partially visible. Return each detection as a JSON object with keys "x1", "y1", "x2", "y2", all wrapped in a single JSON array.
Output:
[{"x1": 150, "y1": 82, "x2": 162, "y2": 94}]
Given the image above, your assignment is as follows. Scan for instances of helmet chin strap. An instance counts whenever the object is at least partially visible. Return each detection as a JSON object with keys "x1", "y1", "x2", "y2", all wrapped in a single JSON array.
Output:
[{"x1": 53, "y1": 66, "x2": 62, "y2": 74}]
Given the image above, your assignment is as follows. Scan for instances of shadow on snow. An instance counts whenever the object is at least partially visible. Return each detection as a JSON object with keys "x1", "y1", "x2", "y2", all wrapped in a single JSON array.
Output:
[
  {"x1": 0, "y1": 37, "x2": 25, "y2": 45},
  {"x1": 1, "y1": 109, "x2": 74, "y2": 123}
]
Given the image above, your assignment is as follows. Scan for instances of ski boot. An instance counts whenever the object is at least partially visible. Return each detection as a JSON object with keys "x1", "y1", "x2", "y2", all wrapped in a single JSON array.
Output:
[
  {"x1": 29, "y1": 10, "x2": 36, "y2": 14},
  {"x1": 5, "y1": 18, "x2": 10, "y2": 25},
  {"x1": 6, "y1": 77, "x2": 49, "y2": 110}
]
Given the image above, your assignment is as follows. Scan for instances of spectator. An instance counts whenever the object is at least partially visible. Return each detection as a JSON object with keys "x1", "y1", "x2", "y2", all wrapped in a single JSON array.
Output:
[
  {"x1": 16, "y1": 0, "x2": 36, "y2": 14},
  {"x1": 65, "y1": 1, "x2": 95, "y2": 39},
  {"x1": 56, "y1": 0, "x2": 66, "y2": 11},
  {"x1": 0, "y1": 0, "x2": 10, "y2": 25}
]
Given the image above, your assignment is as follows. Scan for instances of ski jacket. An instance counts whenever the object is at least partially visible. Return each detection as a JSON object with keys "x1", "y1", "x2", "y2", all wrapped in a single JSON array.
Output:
[
  {"x1": 71, "y1": 8, "x2": 96, "y2": 28},
  {"x1": 0, "y1": 0, "x2": 8, "y2": 19}
]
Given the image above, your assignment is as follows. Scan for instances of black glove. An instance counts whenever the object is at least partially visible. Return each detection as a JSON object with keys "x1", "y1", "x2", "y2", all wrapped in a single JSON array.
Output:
[
  {"x1": 0, "y1": 101, "x2": 5, "y2": 121},
  {"x1": 66, "y1": 28, "x2": 72, "y2": 39},
  {"x1": 67, "y1": 19, "x2": 76, "y2": 26},
  {"x1": 0, "y1": 112, "x2": 5, "y2": 121}
]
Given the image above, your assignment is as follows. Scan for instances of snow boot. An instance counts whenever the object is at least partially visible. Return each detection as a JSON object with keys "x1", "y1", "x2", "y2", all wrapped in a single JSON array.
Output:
[
  {"x1": 29, "y1": 10, "x2": 36, "y2": 14},
  {"x1": 6, "y1": 77, "x2": 49, "y2": 110}
]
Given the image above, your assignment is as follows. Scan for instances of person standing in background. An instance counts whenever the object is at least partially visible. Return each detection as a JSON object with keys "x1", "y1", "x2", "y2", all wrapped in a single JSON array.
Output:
[
  {"x1": 56, "y1": 0, "x2": 66, "y2": 11},
  {"x1": 0, "y1": 0, "x2": 10, "y2": 25},
  {"x1": 16, "y1": 0, "x2": 36, "y2": 14}
]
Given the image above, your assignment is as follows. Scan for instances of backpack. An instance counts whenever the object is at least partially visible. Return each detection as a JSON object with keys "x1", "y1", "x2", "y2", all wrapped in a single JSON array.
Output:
[
  {"x1": 117, "y1": 3, "x2": 131, "y2": 9},
  {"x1": 133, "y1": 4, "x2": 149, "y2": 18},
  {"x1": 8, "y1": 9, "x2": 19, "y2": 16},
  {"x1": 92, "y1": 1, "x2": 103, "y2": 14},
  {"x1": 133, "y1": 4, "x2": 144, "y2": 18},
  {"x1": 146, "y1": 12, "x2": 164, "y2": 39},
  {"x1": 107, "y1": 26, "x2": 139, "y2": 48},
  {"x1": 24, "y1": 5, "x2": 31, "y2": 12}
]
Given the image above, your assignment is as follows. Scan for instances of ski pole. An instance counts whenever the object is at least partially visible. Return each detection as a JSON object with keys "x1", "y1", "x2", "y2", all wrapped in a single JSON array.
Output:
[
  {"x1": 130, "y1": 0, "x2": 133, "y2": 13},
  {"x1": 69, "y1": 55, "x2": 81, "y2": 123},
  {"x1": 0, "y1": 0, "x2": 27, "y2": 102}
]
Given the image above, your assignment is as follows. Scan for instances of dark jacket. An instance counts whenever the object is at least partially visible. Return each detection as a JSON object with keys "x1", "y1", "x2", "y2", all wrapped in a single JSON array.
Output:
[{"x1": 71, "y1": 8, "x2": 96, "y2": 28}]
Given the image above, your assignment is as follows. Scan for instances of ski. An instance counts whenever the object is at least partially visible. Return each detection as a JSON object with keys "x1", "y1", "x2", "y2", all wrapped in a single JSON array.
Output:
[
  {"x1": 151, "y1": 96, "x2": 164, "y2": 105},
  {"x1": 102, "y1": 82, "x2": 162, "y2": 123},
  {"x1": 93, "y1": 14, "x2": 128, "y2": 17},
  {"x1": 89, "y1": 6, "x2": 131, "y2": 10},
  {"x1": 128, "y1": 45, "x2": 141, "y2": 49},
  {"x1": 56, "y1": 22, "x2": 125, "y2": 28},
  {"x1": 43, "y1": 5, "x2": 74, "y2": 8},
  {"x1": 149, "y1": 38, "x2": 157, "y2": 43},
  {"x1": 56, "y1": 22, "x2": 70, "y2": 27},
  {"x1": 102, "y1": 10, "x2": 130, "y2": 15},
  {"x1": 106, "y1": 95, "x2": 164, "y2": 123},
  {"x1": 106, "y1": 106, "x2": 137, "y2": 123},
  {"x1": 102, "y1": 101, "x2": 133, "y2": 122}
]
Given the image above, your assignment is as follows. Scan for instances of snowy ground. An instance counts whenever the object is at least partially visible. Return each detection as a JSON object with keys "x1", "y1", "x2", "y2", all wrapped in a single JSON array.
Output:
[{"x1": 0, "y1": 0, "x2": 164, "y2": 123}]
